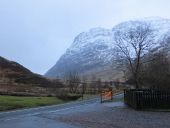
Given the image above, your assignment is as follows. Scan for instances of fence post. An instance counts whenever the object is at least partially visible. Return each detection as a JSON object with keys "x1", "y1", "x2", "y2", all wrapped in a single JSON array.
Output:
[{"x1": 100, "y1": 92, "x2": 103, "y2": 103}]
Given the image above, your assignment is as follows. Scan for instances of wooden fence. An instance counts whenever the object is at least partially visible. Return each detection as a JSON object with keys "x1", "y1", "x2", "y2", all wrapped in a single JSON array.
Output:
[{"x1": 124, "y1": 89, "x2": 170, "y2": 110}]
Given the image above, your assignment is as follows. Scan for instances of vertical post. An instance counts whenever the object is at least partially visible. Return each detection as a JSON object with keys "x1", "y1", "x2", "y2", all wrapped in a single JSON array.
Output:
[
  {"x1": 111, "y1": 90, "x2": 113, "y2": 101},
  {"x1": 100, "y1": 91, "x2": 103, "y2": 103},
  {"x1": 82, "y1": 93, "x2": 84, "y2": 100}
]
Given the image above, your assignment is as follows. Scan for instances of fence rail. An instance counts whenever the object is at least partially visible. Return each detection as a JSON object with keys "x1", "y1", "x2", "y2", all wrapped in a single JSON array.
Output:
[{"x1": 124, "y1": 89, "x2": 170, "y2": 110}]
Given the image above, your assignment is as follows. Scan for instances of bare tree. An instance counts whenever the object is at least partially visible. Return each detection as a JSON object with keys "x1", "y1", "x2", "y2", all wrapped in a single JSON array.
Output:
[
  {"x1": 96, "y1": 78, "x2": 102, "y2": 93},
  {"x1": 114, "y1": 79, "x2": 120, "y2": 89},
  {"x1": 90, "y1": 74, "x2": 97, "y2": 94},
  {"x1": 64, "y1": 72, "x2": 80, "y2": 93},
  {"x1": 114, "y1": 22, "x2": 154, "y2": 89},
  {"x1": 81, "y1": 76, "x2": 87, "y2": 99}
]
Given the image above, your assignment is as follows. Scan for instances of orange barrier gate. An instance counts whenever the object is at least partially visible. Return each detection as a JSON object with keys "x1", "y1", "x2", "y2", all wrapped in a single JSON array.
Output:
[{"x1": 100, "y1": 90, "x2": 113, "y2": 103}]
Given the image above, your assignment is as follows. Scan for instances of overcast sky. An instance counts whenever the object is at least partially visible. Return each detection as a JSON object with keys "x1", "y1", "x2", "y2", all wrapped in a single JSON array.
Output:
[{"x1": 0, "y1": 0, "x2": 170, "y2": 74}]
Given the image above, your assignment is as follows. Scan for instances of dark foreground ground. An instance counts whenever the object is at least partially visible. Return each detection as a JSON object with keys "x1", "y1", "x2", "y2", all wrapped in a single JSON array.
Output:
[{"x1": 0, "y1": 94, "x2": 170, "y2": 128}]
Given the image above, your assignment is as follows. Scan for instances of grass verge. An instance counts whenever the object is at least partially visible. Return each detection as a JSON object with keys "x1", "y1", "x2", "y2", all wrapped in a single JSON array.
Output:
[
  {"x1": 112, "y1": 97, "x2": 124, "y2": 102},
  {"x1": 0, "y1": 95, "x2": 65, "y2": 111}
]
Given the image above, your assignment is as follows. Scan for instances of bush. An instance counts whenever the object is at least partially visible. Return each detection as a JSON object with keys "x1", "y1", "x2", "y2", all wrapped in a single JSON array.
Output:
[{"x1": 57, "y1": 93, "x2": 82, "y2": 101}]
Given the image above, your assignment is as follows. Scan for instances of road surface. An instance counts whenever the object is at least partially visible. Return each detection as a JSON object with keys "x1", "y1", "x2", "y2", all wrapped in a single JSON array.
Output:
[
  {"x1": 1, "y1": 93, "x2": 169, "y2": 128},
  {"x1": 0, "y1": 94, "x2": 123, "y2": 128}
]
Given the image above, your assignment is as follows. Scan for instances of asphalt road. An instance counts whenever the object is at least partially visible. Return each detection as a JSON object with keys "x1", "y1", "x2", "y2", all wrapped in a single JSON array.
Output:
[{"x1": 0, "y1": 94, "x2": 124, "y2": 128}]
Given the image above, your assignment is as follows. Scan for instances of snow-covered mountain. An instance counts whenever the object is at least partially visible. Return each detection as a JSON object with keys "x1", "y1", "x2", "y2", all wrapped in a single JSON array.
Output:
[{"x1": 45, "y1": 17, "x2": 170, "y2": 80}]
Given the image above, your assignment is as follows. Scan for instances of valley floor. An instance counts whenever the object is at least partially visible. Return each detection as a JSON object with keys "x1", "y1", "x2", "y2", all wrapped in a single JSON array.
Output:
[{"x1": 0, "y1": 94, "x2": 170, "y2": 128}]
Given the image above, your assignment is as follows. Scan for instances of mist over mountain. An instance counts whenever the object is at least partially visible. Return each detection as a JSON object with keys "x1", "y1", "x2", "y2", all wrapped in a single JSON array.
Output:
[{"x1": 45, "y1": 17, "x2": 170, "y2": 80}]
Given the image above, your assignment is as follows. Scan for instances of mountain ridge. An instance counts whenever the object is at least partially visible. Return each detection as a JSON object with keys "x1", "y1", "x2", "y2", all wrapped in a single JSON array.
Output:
[{"x1": 45, "y1": 17, "x2": 170, "y2": 80}]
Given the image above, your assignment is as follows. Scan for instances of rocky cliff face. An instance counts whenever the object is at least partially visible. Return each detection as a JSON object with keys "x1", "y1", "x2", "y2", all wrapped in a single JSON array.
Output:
[{"x1": 45, "y1": 17, "x2": 170, "y2": 80}]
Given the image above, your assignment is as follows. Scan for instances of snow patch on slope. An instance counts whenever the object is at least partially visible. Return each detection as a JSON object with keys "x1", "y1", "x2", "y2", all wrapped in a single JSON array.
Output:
[{"x1": 45, "y1": 17, "x2": 170, "y2": 78}]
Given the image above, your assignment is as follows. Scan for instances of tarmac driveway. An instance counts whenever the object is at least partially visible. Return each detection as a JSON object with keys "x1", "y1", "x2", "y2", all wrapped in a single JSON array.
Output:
[{"x1": 0, "y1": 94, "x2": 170, "y2": 128}]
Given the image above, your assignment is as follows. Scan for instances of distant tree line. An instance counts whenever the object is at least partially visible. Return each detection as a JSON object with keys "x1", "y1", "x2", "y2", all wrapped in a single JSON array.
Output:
[{"x1": 62, "y1": 72, "x2": 112, "y2": 95}]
